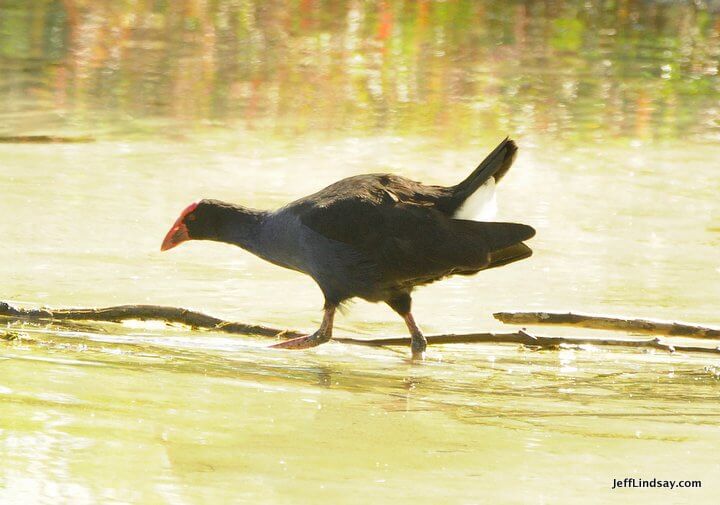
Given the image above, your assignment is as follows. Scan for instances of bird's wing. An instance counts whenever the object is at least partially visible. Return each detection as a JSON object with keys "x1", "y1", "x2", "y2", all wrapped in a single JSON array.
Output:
[
  {"x1": 288, "y1": 173, "x2": 451, "y2": 213},
  {"x1": 286, "y1": 138, "x2": 519, "y2": 222},
  {"x1": 293, "y1": 193, "x2": 534, "y2": 285}
]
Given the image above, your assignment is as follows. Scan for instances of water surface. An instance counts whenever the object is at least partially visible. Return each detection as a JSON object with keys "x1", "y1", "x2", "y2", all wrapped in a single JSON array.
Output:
[{"x1": 1, "y1": 2, "x2": 719, "y2": 504}]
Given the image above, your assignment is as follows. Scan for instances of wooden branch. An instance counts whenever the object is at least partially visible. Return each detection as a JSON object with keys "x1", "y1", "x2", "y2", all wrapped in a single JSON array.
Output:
[
  {"x1": 0, "y1": 135, "x2": 94, "y2": 143},
  {"x1": 0, "y1": 301, "x2": 302, "y2": 338},
  {"x1": 333, "y1": 331, "x2": 720, "y2": 355},
  {"x1": 2, "y1": 301, "x2": 720, "y2": 355},
  {"x1": 494, "y1": 311, "x2": 720, "y2": 339}
]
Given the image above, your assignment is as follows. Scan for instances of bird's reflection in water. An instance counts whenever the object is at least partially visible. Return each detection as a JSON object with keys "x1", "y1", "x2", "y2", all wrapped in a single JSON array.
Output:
[
  {"x1": 313, "y1": 366, "x2": 334, "y2": 388},
  {"x1": 375, "y1": 374, "x2": 435, "y2": 413}
]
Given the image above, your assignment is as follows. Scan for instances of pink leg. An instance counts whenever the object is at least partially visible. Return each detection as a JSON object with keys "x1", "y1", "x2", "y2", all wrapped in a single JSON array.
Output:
[
  {"x1": 270, "y1": 307, "x2": 335, "y2": 349},
  {"x1": 403, "y1": 312, "x2": 427, "y2": 359}
]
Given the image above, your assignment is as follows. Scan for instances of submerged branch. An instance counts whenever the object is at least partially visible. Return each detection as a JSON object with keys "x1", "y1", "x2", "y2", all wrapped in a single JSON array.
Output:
[
  {"x1": 2, "y1": 301, "x2": 720, "y2": 355},
  {"x1": 335, "y1": 331, "x2": 720, "y2": 355},
  {"x1": 0, "y1": 301, "x2": 302, "y2": 338},
  {"x1": 494, "y1": 311, "x2": 720, "y2": 339},
  {"x1": 335, "y1": 331, "x2": 542, "y2": 347},
  {"x1": 0, "y1": 135, "x2": 95, "y2": 143}
]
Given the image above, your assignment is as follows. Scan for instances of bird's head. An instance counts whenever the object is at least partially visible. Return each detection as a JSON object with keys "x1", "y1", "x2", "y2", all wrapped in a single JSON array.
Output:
[
  {"x1": 161, "y1": 200, "x2": 220, "y2": 251},
  {"x1": 161, "y1": 199, "x2": 264, "y2": 251}
]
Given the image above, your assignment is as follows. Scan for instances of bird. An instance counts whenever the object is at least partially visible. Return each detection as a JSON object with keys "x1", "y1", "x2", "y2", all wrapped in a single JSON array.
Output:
[{"x1": 161, "y1": 138, "x2": 535, "y2": 358}]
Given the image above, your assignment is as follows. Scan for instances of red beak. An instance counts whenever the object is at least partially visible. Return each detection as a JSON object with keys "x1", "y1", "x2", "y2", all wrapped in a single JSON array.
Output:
[
  {"x1": 161, "y1": 202, "x2": 198, "y2": 251},
  {"x1": 160, "y1": 222, "x2": 189, "y2": 251}
]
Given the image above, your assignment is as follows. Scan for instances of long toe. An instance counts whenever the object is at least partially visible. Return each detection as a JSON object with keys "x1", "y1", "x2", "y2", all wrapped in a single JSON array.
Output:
[
  {"x1": 410, "y1": 338, "x2": 427, "y2": 360},
  {"x1": 411, "y1": 348, "x2": 426, "y2": 361},
  {"x1": 270, "y1": 333, "x2": 327, "y2": 350}
]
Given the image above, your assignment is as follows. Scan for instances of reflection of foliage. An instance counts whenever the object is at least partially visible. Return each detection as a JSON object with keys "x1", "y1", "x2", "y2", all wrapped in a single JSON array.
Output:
[
  {"x1": 44, "y1": 0, "x2": 71, "y2": 60},
  {"x1": 551, "y1": 18, "x2": 584, "y2": 51},
  {"x1": 0, "y1": 0, "x2": 718, "y2": 141},
  {"x1": 1, "y1": 330, "x2": 24, "y2": 342}
]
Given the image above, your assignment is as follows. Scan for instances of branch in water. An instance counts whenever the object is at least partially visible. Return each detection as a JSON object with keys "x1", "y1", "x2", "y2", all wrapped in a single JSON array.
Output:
[
  {"x1": 335, "y1": 331, "x2": 720, "y2": 355},
  {"x1": 0, "y1": 301, "x2": 302, "y2": 338},
  {"x1": 2, "y1": 302, "x2": 719, "y2": 355},
  {"x1": 494, "y1": 311, "x2": 720, "y2": 339},
  {"x1": 0, "y1": 135, "x2": 95, "y2": 143}
]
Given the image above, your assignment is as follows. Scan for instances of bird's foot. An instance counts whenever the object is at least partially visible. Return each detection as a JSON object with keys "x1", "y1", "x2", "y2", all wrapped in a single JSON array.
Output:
[
  {"x1": 270, "y1": 330, "x2": 330, "y2": 350},
  {"x1": 411, "y1": 350, "x2": 426, "y2": 361},
  {"x1": 411, "y1": 335, "x2": 427, "y2": 361}
]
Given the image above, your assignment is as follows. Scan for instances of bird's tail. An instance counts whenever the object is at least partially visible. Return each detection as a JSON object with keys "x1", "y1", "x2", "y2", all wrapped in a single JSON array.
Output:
[
  {"x1": 449, "y1": 138, "x2": 518, "y2": 219},
  {"x1": 450, "y1": 220, "x2": 535, "y2": 272},
  {"x1": 485, "y1": 242, "x2": 533, "y2": 270},
  {"x1": 469, "y1": 221, "x2": 535, "y2": 251},
  {"x1": 455, "y1": 137, "x2": 517, "y2": 192}
]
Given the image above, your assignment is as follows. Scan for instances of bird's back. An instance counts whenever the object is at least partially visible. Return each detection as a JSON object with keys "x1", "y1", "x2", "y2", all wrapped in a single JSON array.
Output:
[
  {"x1": 287, "y1": 173, "x2": 453, "y2": 215},
  {"x1": 281, "y1": 173, "x2": 533, "y2": 302}
]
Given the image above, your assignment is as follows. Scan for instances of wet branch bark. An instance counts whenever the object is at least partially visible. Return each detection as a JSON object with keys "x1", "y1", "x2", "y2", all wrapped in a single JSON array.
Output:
[
  {"x1": 0, "y1": 135, "x2": 94, "y2": 143},
  {"x1": 0, "y1": 301, "x2": 301, "y2": 338},
  {"x1": 2, "y1": 302, "x2": 720, "y2": 355},
  {"x1": 494, "y1": 311, "x2": 720, "y2": 339}
]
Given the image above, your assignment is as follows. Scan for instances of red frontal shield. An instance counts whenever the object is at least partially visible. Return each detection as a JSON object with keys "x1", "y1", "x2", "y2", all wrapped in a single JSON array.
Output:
[{"x1": 160, "y1": 202, "x2": 198, "y2": 251}]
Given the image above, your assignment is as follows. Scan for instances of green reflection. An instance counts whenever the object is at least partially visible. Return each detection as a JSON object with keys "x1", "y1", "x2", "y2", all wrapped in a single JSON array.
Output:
[
  {"x1": 2, "y1": 1, "x2": 720, "y2": 504},
  {"x1": 0, "y1": 0, "x2": 718, "y2": 141}
]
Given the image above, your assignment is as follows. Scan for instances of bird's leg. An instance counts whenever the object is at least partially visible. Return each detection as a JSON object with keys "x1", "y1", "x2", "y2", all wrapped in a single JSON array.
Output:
[
  {"x1": 387, "y1": 294, "x2": 426, "y2": 359},
  {"x1": 402, "y1": 312, "x2": 427, "y2": 360},
  {"x1": 270, "y1": 305, "x2": 335, "y2": 350}
]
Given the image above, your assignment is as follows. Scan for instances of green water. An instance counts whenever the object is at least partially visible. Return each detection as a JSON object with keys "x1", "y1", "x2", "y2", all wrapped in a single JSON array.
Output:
[{"x1": 1, "y1": 1, "x2": 720, "y2": 504}]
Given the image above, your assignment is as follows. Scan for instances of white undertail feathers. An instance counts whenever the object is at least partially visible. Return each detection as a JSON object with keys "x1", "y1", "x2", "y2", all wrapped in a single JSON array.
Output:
[{"x1": 453, "y1": 177, "x2": 497, "y2": 221}]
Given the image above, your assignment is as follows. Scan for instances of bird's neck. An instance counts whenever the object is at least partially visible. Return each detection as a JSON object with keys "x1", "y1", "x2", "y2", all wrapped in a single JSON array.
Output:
[
  {"x1": 204, "y1": 202, "x2": 300, "y2": 272},
  {"x1": 212, "y1": 204, "x2": 269, "y2": 250}
]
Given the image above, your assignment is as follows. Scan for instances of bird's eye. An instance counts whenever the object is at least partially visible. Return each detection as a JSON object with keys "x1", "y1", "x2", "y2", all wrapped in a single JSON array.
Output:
[{"x1": 187, "y1": 214, "x2": 197, "y2": 222}]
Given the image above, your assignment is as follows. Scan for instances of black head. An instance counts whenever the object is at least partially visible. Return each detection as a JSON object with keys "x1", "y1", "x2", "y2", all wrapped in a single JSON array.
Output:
[{"x1": 160, "y1": 199, "x2": 262, "y2": 251}]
